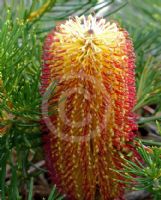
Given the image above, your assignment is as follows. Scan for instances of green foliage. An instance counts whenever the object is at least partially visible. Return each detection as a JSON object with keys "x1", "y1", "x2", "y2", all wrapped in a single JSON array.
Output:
[
  {"x1": 134, "y1": 57, "x2": 161, "y2": 111},
  {"x1": 156, "y1": 121, "x2": 161, "y2": 136},
  {"x1": 47, "y1": 186, "x2": 65, "y2": 200},
  {"x1": 28, "y1": 179, "x2": 64, "y2": 200},
  {"x1": 114, "y1": 141, "x2": 161, "y2": 200}
]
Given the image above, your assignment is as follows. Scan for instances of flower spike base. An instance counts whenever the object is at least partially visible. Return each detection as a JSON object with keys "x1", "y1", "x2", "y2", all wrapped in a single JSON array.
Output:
[{"x1": 41, "y1": 15, "x2": 138, "y2": 200}]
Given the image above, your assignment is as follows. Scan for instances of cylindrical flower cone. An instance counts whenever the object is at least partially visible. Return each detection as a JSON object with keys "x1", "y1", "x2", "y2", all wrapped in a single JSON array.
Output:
[{"x1": 41, "y1": 15, "x2": 138, "y2": 200}]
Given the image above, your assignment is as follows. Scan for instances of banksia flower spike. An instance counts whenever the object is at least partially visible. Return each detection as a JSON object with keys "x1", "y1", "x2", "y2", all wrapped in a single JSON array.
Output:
[{"x1": 41, "y1": 15, "x2": 138, "y2": 200}]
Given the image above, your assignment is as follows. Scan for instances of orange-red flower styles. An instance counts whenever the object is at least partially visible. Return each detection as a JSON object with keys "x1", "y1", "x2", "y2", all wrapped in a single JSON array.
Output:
[{"x1": 41, "y1": 15, "x2": 138, "y2": 200}]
